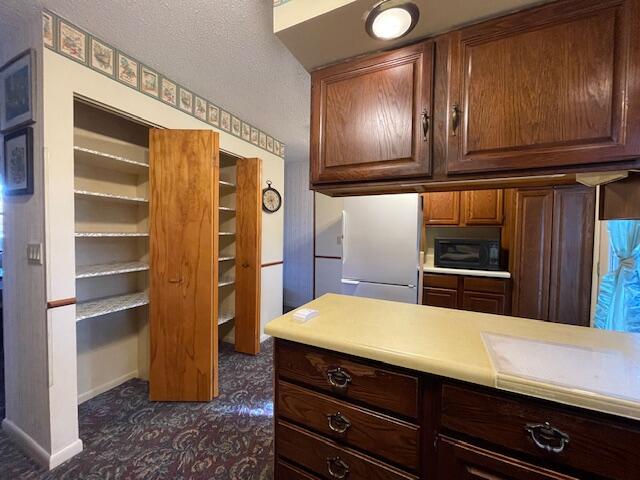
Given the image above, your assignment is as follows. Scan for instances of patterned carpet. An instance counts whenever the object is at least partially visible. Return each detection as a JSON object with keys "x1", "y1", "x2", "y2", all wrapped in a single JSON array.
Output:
[{"x1": 0, "y1": 339, "x2": 274, "y2": 480}]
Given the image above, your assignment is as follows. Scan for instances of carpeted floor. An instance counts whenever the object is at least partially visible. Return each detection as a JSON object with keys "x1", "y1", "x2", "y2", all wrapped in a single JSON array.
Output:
[{"x1": 0, "y1": 339, "x2": 274, "y2": 480}]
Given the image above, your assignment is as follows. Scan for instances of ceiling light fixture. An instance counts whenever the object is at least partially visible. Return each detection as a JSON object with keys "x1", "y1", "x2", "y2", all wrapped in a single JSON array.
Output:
[{"x1": 365, "y1": 0, "x2": 420, "y2": 41}]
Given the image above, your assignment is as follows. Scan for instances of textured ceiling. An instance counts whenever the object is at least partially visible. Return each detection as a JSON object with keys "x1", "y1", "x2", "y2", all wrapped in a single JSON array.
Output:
[{"x1": 0, "y1": 0, "x2": 311, "y2": 162}]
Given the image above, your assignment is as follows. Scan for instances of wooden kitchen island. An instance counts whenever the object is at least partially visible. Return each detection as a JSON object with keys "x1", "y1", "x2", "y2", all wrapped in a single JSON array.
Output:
[{"x1": 265, "y1": 294, "x2": 640, "y2": 479}]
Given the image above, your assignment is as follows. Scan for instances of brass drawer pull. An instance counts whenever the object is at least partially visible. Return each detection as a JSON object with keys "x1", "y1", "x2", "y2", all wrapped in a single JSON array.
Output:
[
  {"x1": 326, "y1": 367, "x2": 352, "y2": 391},
  {"x1": 326, "y1": 456, "x2": 350, "y2": 479},
  {"x1": 327, "y1": 412, "x2": 351, "y2": 434},
  {"x1": 525, "y1": 422, "x2": 570, "y2": 454}
]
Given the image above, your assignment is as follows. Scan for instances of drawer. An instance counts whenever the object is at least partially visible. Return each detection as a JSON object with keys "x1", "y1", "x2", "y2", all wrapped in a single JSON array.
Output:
[
  {"x1": 424, "y1": 273, "x2": 458, "y2": 289},
  {"x1": 277, "y1": 460, "x2": 321, "y2": 480},
  {"x1": 424, "y1": 287, "x2": 458, "y2": 309},
  {"x1": 277, "y1": 420, "x2": 417, "y2": 480},
  {"x1": 463, "y1": 276, "x2": 508, "y2": 294},
  {"x1": 277, "y1": 381, "x2": 420, "y2": 470},
  {"x1": 276, "y1": 340, "x2": 419, "y2": 419},
  {"x1": 441, "y1": 384, "x2": 640, "y2": 480},
  {"x1": 461, "y1": 291, "x2": 506, "y2": 315}
]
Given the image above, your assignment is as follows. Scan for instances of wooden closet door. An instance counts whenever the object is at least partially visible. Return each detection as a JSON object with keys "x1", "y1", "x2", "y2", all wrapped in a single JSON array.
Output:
[
  {"x1": 447, "y1": 0, "x2": 640, "y2": 174},
  {"x1": 511, "y1": 189, "x2": 553, "y2": 320},
  {"x1": 548, "y1": 186, "x2": 596, "y2": 326},
  {"x1": 235, "y1": 158, "x2": 262, "y2": 355},
  {"x1": 149, "y1": 130, "x2": 218, "y2": 401}
]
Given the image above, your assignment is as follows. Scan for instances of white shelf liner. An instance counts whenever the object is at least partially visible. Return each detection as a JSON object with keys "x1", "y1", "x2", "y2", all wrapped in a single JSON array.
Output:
[
  {"x1": 75, "y1": 232, "x2": 149, "y2": 237},
  {"x1": 74, "y1": 146, "x2": 149, "y2": 173},
  {"x1": 76, "y1": 292, "x2": 149, "y2": 321},
  {"x1": 75, "y1": 190, "x2": 148, "y2": 204},
  {"x1": 76, "y1": 261, "x2": 149, "y2": 279}
]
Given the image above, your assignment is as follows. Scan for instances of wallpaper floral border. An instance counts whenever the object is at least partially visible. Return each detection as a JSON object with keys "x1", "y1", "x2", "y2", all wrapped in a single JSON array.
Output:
[
  {"x1": 42, "y1": 10, "x2": 286, "y2": 159},
  {"x1": 273, "y1": 0, "x2": 294, "y2": 6}
]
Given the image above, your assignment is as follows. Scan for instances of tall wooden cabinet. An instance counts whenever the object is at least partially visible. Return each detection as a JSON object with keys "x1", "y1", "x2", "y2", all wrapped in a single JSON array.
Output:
[
  {"x1": 511, "y1": 185, "x2": 595, "y2": 325},
  {"x1": 149, "y1": 131, "x2": 262, "y2": 402},
  {"x1": 311, "y1": 41, "x2": 434, "y2": 184}
]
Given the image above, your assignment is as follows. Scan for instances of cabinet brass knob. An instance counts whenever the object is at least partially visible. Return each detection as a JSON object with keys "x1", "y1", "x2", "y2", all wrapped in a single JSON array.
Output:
[
  {"x1": 326, "y1": 456, "x2": 349, "y2": 479},
  {"x1": 327, "y1": 412, "x2": 351, "y2": 434},
  {"x1": 326, "y1": 367, "x2": 352, "y2": 391}
]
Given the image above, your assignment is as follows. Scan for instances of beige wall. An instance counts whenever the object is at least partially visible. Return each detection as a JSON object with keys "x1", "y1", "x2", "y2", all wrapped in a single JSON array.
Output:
[
  {"x1": 0, "y1": 9, "x2": 55, "y2": 466},
  {"x1": 38, "y1": 47, "x2": 284, "y2": 466}
]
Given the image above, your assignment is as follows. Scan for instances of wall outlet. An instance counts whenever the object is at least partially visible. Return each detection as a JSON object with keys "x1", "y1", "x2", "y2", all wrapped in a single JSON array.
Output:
[{"x1": 27, "y1": 243, "x2": 43, "y2": 265}]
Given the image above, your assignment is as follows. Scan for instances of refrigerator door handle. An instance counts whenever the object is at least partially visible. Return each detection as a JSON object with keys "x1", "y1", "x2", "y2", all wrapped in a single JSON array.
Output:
[
  {"x1": 341, "y1": 210, "x2": 347, "y2": 265},
  {"x1": 341, "y1": 279, "x2": 360, "y2": 285}
]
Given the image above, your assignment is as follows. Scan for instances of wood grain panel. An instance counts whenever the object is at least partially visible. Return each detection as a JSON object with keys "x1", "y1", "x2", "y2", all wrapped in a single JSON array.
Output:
[
  {"x1": 424, "y1": 273, "x2": 459, "y2": 289},
  {"x1": 149, "y1": 129, "x2": 218, "y2": 401},
  {"x1": 235, "y1": 158, "x2": 262, "y2": 355},
  {"x1": 447, "y1": 0, "x2": 640, "y2": 173},
  {"x1": 277, "y1": 421, "x2": 417, "y2": 480},
  {"x1": 511, "y1": 189, "x2": 553, "y2": 320},
  {"x1": 276, "y1": 340, "x2": 419, "y2": 419},
  {"x1": 599, "y1": 172, "x2": 640, "y2": 220},
  {"x1": 440, "y1": 384, "x2": 640, "y2": 480},
  {"x1": 423, "y1": 288, "x2": 459, "y2": 309},
  {"x1": 423, "y1": 191, "x2": 460, "y2": 225},
  {"x1": 437, "y1": 436, "x2": 578, "y2": 480},
  {"x1": 463, "y1": 190, "x2": 504, "y2": 225},
  {"x1": 461, "y1": 291, "x2": 507, "y2": 315},
  {"x1": 548, "y1": 186, "x2": 595, "y2": 326},
  {"x1": 311, "y1": 41, "x2": 434, "y2": 184},
  {"x1": 276, "y1": 460, "x2": 321, "y2": 480},
  {"x1": 277, "y1": 381, "x2": 420, "y2": 470},
  {"x1": 463, "y1": 277, "x2": 508, "y2": 295}
]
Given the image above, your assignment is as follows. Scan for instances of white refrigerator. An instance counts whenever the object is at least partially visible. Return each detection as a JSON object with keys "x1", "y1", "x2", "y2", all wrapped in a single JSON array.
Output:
[{"x1": 340, "y1": 194, "x2": 422, "y2": 304}]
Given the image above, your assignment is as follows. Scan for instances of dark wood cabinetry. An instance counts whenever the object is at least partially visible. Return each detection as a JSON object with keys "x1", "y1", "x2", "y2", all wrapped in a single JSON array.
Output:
[
  {"x1": 423, "y1": 189, "x2": 503, "y2": 226},
  {"x1": 310, "y1": 41, "x2": 434, "y2": 184},
  {"x1": 274, "y1": 339, "x2": 640, "y2": 480},
  {"x1": 310, "y1": 0, "x2": 640, "y2": 195},
  {"x1": 511, "y1": 185, "x2": 595, "y2": 325},
  {"x1": 424, "y1": 274, "x2": 510, "y2": 315},
  {"x1": 446, "y1": 0, "x2": 640, "y2": 174}
]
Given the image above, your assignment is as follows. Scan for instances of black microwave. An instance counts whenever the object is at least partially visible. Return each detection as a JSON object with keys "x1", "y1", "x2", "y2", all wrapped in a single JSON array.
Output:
[{"x1": 434, "y1": 238, "x2": 501, "y2": 271}]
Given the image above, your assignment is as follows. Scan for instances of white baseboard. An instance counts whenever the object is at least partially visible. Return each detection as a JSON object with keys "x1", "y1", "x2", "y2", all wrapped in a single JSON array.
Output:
[
  {"x1": 49, "y1": 438, "x2": 83, "y2": 470},
  {"x1": 77, "y1": 370, "x2": 139, "y2": 404},
  {"x1": 1, "y1": 418, "x2": 83, "y2": 470}
]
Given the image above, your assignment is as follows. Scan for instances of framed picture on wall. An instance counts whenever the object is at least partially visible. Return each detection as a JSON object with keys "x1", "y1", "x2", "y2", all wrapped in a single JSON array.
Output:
[
  {"x1": 3, "y1": 127, "x2": 34, "y2": 195},
  {"x1": 0, "y1": 49, "x2": 36, "y2": 133}
]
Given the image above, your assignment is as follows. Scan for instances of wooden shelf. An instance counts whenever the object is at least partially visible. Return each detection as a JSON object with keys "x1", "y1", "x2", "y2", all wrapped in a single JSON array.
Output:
[
  {"x1": 75, "y1": 232, "x2": 149, "y2": 238},
  {"x1": 219, "y1": 232, "x2": 235, "y2": 236},
  {"x1": 219, "y1": 256, "x2": 235, "y2": 262},
  {"x1": 74, "y1": 146, "x2": 149, "y2": 174},
  {"x1": 76, "y1": 292, "x2": 149, "y2": 322},
  {"x1": 74, "y1": 190, "x2": 148, "y2": 205},
  {"x1": 76, "y1": 261, "x2": 149, "y2": 279},
  {"x1": 219, "y1": 279, "x2": 235, "y2": 287},
  {"x1": 218, "y1": 313, "x2": 234, "y2": 326},
  {"x1": 219, "y1": 206, "x2": 235, "y2": 212},
  {"x1": 219, "y1": 180, "x2": 236, "y2": 188}
]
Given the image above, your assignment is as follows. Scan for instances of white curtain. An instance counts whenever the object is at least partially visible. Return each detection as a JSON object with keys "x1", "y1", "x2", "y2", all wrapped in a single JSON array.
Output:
[{"x1": 594, "y1": 221, "x2": 640, "y2": 332}]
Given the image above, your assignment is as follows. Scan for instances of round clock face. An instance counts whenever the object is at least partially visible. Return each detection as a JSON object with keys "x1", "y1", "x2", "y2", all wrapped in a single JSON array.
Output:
[{"x1": 262, "y1": 186, "x2": 282, "y2": 213}]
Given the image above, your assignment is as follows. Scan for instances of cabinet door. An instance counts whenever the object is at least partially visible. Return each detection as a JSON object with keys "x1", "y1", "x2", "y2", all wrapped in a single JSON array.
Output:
[
  {"x1": 511, "y1": 189, "x2": 554, "y2": 320},
  {"x1": 423, "y1": 191, "x2": 460, "y2": 225},
  {"x1": 447, "y1": 0, "x2": 640, "y2": 174},
  {"x1": 311, "y1": 41, "x2": 434, "y2": 184},
  {"x1": 463, "y1": 189, "x2": 504, "y2": 225},
  {"x1": 424, "y1": 287, "x2": 458, "y2": 308},
  {"x1": 149, "y1": 130, "x2": 218, "y2": 401},
  {"x1": 437, "y1": 437, "x2": 578, "y2": 480},
  {"x1": 548, "y1": 186, "x2": 595, "y2": 326},
  {"x1": 462, "y1": 291, "x2": 506, "y2": 315}
]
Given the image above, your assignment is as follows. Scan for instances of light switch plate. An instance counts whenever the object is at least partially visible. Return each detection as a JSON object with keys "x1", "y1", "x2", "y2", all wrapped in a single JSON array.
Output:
[{"x1": 27, "y1": 243, "x2": 43, "y2": 265}]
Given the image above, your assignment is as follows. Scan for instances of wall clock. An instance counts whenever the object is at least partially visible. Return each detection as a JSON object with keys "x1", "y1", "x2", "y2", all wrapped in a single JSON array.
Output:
[{"x1": 262, "y1": 180, "x2": 282, "y2": 213}]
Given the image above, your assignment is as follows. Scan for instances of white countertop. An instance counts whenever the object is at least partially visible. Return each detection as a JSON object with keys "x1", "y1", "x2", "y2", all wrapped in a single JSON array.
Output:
[
  {"x1": 424, "y1": 265, "x2": 511, "y2": 278},
  {"x1": 265, "y1": 293, "x2": 640, "y2": 421}
]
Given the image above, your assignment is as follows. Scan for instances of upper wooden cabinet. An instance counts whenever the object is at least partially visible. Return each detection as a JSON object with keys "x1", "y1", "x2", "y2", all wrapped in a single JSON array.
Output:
[
  {"x1": 446, "y1": 0, "x2": 640, "y2": 174},
  {"x1": 463, "y1": 190, "x2": 504, "y2": 225},
  {"x1": 310, "y1": 41, "x2": 434, "y2": 184},
  {"x1": 424, "y1": 189, "x2": 503, "y2": 226},
  {"x1": 424, "y1": 191, "x2": 460, "y2": 225}
]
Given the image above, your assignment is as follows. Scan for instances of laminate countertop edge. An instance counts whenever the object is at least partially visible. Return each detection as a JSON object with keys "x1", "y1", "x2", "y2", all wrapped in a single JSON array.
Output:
[{"x1": 265, "y1": 293, "x2": 640, "y2": 422}]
